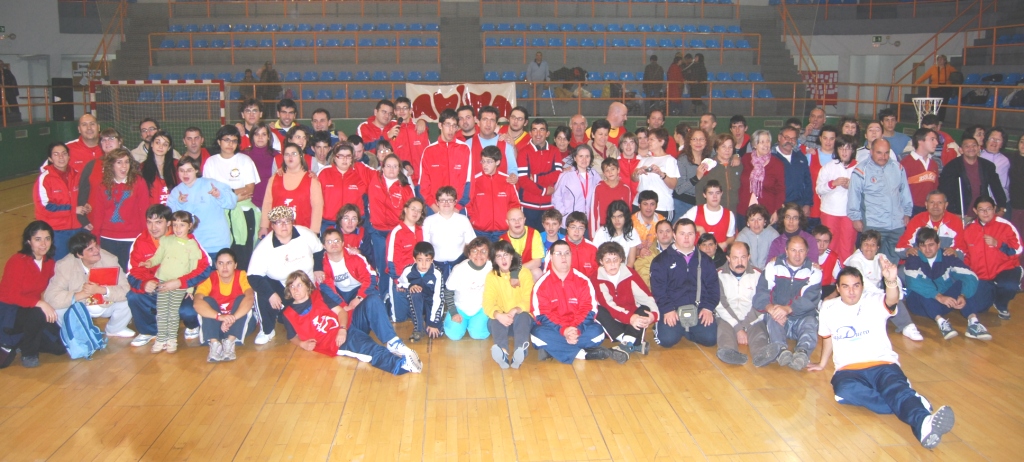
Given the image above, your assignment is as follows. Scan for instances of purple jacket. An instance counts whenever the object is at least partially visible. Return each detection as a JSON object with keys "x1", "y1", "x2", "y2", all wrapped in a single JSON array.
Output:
[{"x1": 551, "y1": 167, "x2": 599, "y2": 226}]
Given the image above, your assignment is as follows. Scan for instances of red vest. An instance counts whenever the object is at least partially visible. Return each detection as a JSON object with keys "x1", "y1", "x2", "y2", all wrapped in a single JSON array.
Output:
[
  {"x1": 272, "y1": 173, "x2": 314, "y2": 228},
  {"x1": 208, "y1": 270, "x2": 246, "y2": 314},
  {"x1": 283, "y1": 292, "x2": 341, "y2": 357},
  {"x1": 695, "y1": 205, "x2": 732, "y2": 243},
  {"x1": 501, "y1": 229, "x2": 537, "y2": 263}
]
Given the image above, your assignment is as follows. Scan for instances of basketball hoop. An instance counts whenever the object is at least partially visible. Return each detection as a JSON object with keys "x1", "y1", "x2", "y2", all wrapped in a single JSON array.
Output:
[{"x1": 912, "y1": 97, "x2": 943, "y2": 127}]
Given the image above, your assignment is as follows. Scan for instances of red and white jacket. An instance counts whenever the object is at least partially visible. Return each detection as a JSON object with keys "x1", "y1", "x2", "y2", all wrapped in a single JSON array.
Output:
[
  {"x1": 592, "y1": 266, "x2": 660, "y2": 325},
  {"x1": 516, "y1": 141, "x2": 563, "y2": 209},
  {"x1": 467, "y1": 171, "x2": 521, "y2": 232},
  {"x1": 418, "y1": 139, "x2": 472, "y2": 210},
  {"x1": 385, "y1": 223, "x2": 423, "y2": 278},
  {"x1": 366, "y1": 172, "x2": 414, "y2": 231},
  {"x1": 356, "y1": 116, "x2": 397, "y2": 154},
  {"x1": 963, "y1": 217, "x2": 1022, "y2": 280},
  {"x1": 566, "y1": 239, "x2": 598, "y2": 280},
  {"x1": 34, "y1": 164, "x2": 80, "y2": 231},
  {"x1": 65, "y1": 137, "x2": 102, "y2": 173},
  {"x1": 896, "y1": 211, "x2": 967, "y2": 257},
  {"x1": 320, "y1": 251, "x2": 375, "y2": 327},
  {"x1": 392, "y1": 121, "x2": 429, "y2": 183},
  {"x1": 318, "y1": 166, "x2": 367, "y2": 225},
  {"x1": 126, "y1": 232, "x2": 211, "y2": 294},
  {"x1": 532, "y1": 268, "x2": 598, "y2": 335}
]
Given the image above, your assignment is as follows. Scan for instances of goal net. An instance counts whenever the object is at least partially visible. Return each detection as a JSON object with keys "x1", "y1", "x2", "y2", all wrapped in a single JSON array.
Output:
[{"x1": 90, "y1": 80, "x2": 226, "y2": 148}]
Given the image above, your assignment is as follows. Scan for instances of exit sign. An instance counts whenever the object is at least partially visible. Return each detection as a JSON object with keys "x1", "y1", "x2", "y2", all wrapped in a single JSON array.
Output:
[{"x1": 872, "y1": 35, "x2": 883, "y2": 43}]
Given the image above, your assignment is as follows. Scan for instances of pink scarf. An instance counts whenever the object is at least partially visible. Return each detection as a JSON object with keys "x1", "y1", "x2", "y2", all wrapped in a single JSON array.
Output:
[{"x1": 749, "y1": 152, "x2": 770, "y2": 197}]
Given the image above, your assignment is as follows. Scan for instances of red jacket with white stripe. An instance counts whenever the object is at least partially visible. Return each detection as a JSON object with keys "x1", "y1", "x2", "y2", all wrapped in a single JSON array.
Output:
[
  {"x1": 366, "y1": 172, "x2": 414, "y2": 231},
  {"x1": 418, "y1": 139, "x2": 472, "y2": 210},
  {"x1": 592, "y1": 266, "x2": 660, "y2": 324},
  {"x1": 896, "y1": 211, "x2": 967, "y2": 257},
  {"x1": 320, "y1": 251, "x2": 375, "y2": 311},
  {"x1": 356, "y1": 116, "x2": 397, "y2": 153},
  {"x1": 467, "y1": 171, "x2": 521, "y2": 232},
  {"x1": 318, "y1": 166, "x2": 367, "y2": 224},
  {"x1": 385, "y1": 223, "x2": 423, "y2": 278},
  {"x1": 392, "y1": 121, "x2": 429, "y2": 183},
  {"x1": 65, "y1": 137, "x2": 102, "y2": 173},
  {"x1": 34, "y1": 164, "x2": 80, "y2": 231},
  {"x1": 532, "y1": 268, "x2": 598, "y2": 335},
  {"x1": 963, "y1": 216, "x2": 1022, "y2": 280},
  {"x1": 516, "y1": 141, "x2": 563, "y2": 209},
  {"x1": 127, "y1": 232, "x2": 212, "y2": 294},
  {"x1": 566, "y1": 239, "x2": 598, "y2": 280}
]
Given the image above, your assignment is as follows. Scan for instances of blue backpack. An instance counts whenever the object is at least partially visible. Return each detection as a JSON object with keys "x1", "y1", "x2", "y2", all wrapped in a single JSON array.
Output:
[{"x1": 60, "y1": 302, "x2": 107, "y2": 359}]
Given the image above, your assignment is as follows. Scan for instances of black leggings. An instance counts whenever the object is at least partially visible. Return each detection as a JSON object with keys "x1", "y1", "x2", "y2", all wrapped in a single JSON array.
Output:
[{"x1": 10, "y1": 307, "x2": 64, "y2": 358}]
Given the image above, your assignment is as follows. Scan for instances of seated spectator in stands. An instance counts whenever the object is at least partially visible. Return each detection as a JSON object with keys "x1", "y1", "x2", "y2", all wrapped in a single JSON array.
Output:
[
  {"x1": 696, "y1": 134, "x2": 742, "y2": 212},
  {"x1": 800, "y1": 107, "x2": 826, "y2": 150},
  {"x1": 564, "y1": 212, "x2": 598, "y2": 280},
  {"x1": 738, "y1": 130, "x2": 786, "y2": 220},
  {"x1": 879, "y1": 109, "x2": 912, "y2": 157},
  {"x1": 271, "y1": 99, "x2": 299, "y2": 146},
  {"x1": 88, "y1": 148, "x2": 151, "y2": 271},
  {"x1": 843, "y1": 230, "x2": 922, "y2": 341},
  {"x1": 896, "y1": 190, "x2": 966, "y2": 260},
  {"x1": 902, "y1": 128, "x2": 940, "y2": 216},
  {"x1": 125, "y1": 203, "x2": 208, "y2": 347},
  {"x1": 735, "y1": 206, "x2": 777, "y2": 273},
  {"x1": 849, "y1": 139, "x2": 913, "y2": 262},
  {"x1": 424, "y1": 185, "x2": 476, "y2": 280},
  {"x1": 192, "y1": 249, "x2": 257, "y2": 362},
  {"x1": 683, "y1": 180, "x2": 737, "y2": 251},
  {"x1": 592, "y1": 200, "x2": 641, "y2": 267},
  {"x1": 698, "y1": 233, "x2": 727, "y2": 268},
  {"x1": 357, "y1": 99, "x2": 398, "y2": 155},
  {"x1": 632, "y1": 190, "x2": 664, "y2": 249},
  {"x1": 809, "y1": 265, "x2": 956, "y2": 450},
  {"x1": 714, "y1": 242, "x2": 761, "y2": 365},
  {"x1": 749, "y1": 235, "x2": 821, "y2": 370},
  {"x1": 483, "y1": 240, "x2": 535, "y2": 369},
  {"x1": 729, "y1": 115, "x2": 751, "y2": 156},
  {"x1": 531, "y1": 240, "x2": 628, "y2": 364},
  {"x1": 981, "y1": 127, "x2": 1010, "y2": 201},
  {"x1": 259, "y1": 143, "x2": 323, "y2": 236},
  {"x1": 553, "y1": 145, "x2": 599, "y2": 225},
  {"x1": 168, "y1": 156, "x2": 238, "y2": 257},
  {"x1": 586, "y1": 102, "x2": 628, "y2": 147},
  {"x1": 247, "y1": 206, "x2": 324, "y2": 345},
  {"x1": 318, "y1": 142, "x2": 367, "y2": 236},
  {"x1": 443, "y1": 238, "x2": 492, "y2": 341},
  {"x1": 593, "y1": 241, "x2": 658, "y2": 355},
  {"x1": 767, "y1": 203, "x2": 819, "y2": 263},
  {"x1": 673, "y1": 127, "x2": 708, "y2": 217},
  {"x1": 591, "y1": 158, "x2": 632, "y2": 236},
  {"x1": 962, "y1": 196, "x2": 1022, "y2": 322},
  {"x1": 470, "y1": 106, "x2": 518, "y2": 175},
  {"x1": 283, "y1": 270, "x2": 422, "y2": 373},
  {"x1": 938, "y1": 136, "x2": 1006, "y2": 218},
  {"x1": 816, "y1": 134, "x2": 858, "y2": 263},
  {"x1": 501, "y1": 208, "x2": 544, "y2": 282},
  {"x1": 650, "y1": 218, "x2": 719, "y2": 348},
  {"x1": 468, "y1": 147, "x2": 521, "y2": 241},
  {"x1": 903, "y1": 227, "x2": 980, "y2": 341},
  {"x1": 569, "y1": 114, "x2": 589, "y2": 149},
  {"x1": 499, "y1": 106, "x2": 531, "y2": 152},
  {"x1": 634, "y1": 128, "x2": 680, "y2": 219},
  {"x1": 918, "y1": 115, "x2": 959, "y2": 168},
  {"x1": 397, "y1": 242, "x2": 443, "y2": 342},
  {"x1": 0, "y1": 222, "x2": 65, "y2": 369},
  {"x1": 309, "y1": 131, "x2": 332, "y2": 174},
  {"x1": 813, "y1": 226, "x2": 842, "y2": 300},
  {"x1": 587, "y1": 119, "x2": 619, "y2": 168},
  {"x1": 43, "y1": 231, "x2": 135, "y2": 340},
  {"x1": 634, "y1": 219, "x2": 673, "y2": 288}
]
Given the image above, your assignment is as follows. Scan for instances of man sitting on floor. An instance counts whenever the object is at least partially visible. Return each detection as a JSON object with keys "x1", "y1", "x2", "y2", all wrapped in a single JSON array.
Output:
[
  {"x1": 715, "y1": 242, "x2": 762, "y2": 365},
  {"x1": 903, "y1": 227, "x2": 980, "y2": 340}
]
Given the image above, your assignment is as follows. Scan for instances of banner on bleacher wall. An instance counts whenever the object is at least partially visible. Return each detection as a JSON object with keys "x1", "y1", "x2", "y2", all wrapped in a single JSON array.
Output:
[
  {"x1": 800, "y1": 71, "x2": 838, "y2": 107},
  {"x1": 406, "y1": 83, "x2": 517, "y2": 122}
]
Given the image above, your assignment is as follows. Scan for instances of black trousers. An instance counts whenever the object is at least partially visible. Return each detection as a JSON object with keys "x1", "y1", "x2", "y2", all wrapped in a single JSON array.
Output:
[
  {"x1": 596, "y1": 305, "x2": 652, "y2": 343},
  {"x1": 10, "y1": 307, "x2": 65, "y2": 358}
]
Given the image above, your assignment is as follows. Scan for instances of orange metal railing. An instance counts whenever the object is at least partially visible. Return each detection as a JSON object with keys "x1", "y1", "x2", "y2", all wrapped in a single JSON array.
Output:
[
  {"x1": 482, "y1": 31, "x2": 761, "y2": 66},
  {"x1": 478, "y1": 0, "x2": 740, "y2": 19},
  {"x1": 778, "y1": 0, "x2": 991, "y2": 21},
  {"x1": 963, "y1": 23, "x2": 1024, "y2": 66},
  {"x1": 149, "y1": 31, "x2": 440, "y2": 66},
  {"x1": 163, "y1": 0, "x2": 440, "y2": 18}
]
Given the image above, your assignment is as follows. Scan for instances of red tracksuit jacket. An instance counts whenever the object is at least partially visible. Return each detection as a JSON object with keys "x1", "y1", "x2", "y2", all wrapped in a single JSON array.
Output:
[
  {"x1": 393, "y1": 121, "x2": 429, "y2": 183},
  {"x1": 34, "y1": 164, "x2": 80, "y2": 231},
  {"x1": 516, "y1": 142, "x2": 563, "y2": 209},
  {"x1": 532, "y1": 268, "x2": 598, "y2": 335},
  {"x1": 318, "y1": 166, "x2": 367, "y2": 225},
  {"x1": 418, "y1": 139, "x2": 472, "y2": 210},
  {"x1": 963, "y1": 217, "x2": 1022, "y2": 280},
  {"x1": 468, "y1": 171, "x2": 521, "y2": 232},
  {"x1": 591, "y1": 267, "x2": 660, "y2": 324},
  {"x1": 367, "y1": 172, "x2": 414, "y2": 231}
]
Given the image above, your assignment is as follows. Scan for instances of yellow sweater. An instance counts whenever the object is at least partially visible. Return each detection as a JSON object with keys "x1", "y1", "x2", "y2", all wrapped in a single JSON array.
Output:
[{"x1": 482, "y1": 270, "x2": 535, "y2": 318}]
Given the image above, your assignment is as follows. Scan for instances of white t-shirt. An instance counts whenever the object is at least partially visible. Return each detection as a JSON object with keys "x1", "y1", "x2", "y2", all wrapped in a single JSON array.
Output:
[
  {"x1": 328, "y1": 257, "x2": 362, "y2": 294},
  {"x1": 818, "y1": 292, "x2": 899, "y2": 371},
  {"x1": 681, "y1": 205, "x2": 736, "y2": 238},
  {"x1": 592, "y1": 227, "x2": 642, "y2": 251},
  {"x1": 634, "y1": 155, "x2": 680, "y2": 212},
  {"x1": 202, "y1": 153, "x2": 261, "y2": 191},
  {"x1": 422, "y1": 212, "x2": 477, "y2": 263}
]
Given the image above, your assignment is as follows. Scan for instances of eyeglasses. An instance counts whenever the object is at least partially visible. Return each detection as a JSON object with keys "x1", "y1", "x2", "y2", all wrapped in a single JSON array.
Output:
[
  {"x1": 437, "y1": 198, "x2": 455, "y2": 204},
  {"x1": 140, "y1": 127, "x2": 159, "y2": 133},
  {"x1": 441, "y1": 122, "x2": 458, "y2": 129},
  {"x1": 509, "y1": 116, "x2": 525, "y2": 122},
  {"x1": 242, "y1": 108, "x2": 261, "y2": 114},
  {"x1": 567, "y1": 225, "x2": 586, "y2": 231},
  {"x1": 220, "y1": 138, "x2": 239, "y2": 144},
  {"x1": 551, "y1": 251, "x2": 571, "y2": 258},
  {"x1": 325, "y1": 239, "x2": 342, "y2": 245},
  {"x1": 283, "y1": 151, "x2": 302, "y2": 157},
  {"x1": 470, "y1": 248, "x2": 488, "y2": 255}
]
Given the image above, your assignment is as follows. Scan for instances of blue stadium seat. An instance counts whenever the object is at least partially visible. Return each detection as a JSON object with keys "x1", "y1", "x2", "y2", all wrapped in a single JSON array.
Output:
[
  {"x1": 276, "y1": 39, "x2": 291, "y2": 47},
  {"x1": 407, "y1": 71, "x2": 423, "y2": 81},
  {"x1": 592, "y1": 24, "x2": 606, "y2": 32},
  {"x1": 362, "y1": 23, "x2": 375, "y2": 31},
  {"x1": 561, "y1": 23, "x2": 574, "y2": 31},
  {"x1": 314, "y1": 23, "x2": 328, "y2": 32},
  {"x1": 501, "y1": 71, "x2": 517, "y2": 81},
  {"x1": 338, "y1": 71, "x2": 353, "y2": 81},
  {"x1": 1003, "y1": 73, "x2": 1020, "y2": 85},
  {"x1": 409, "y1": 23, "x2": 423, "y2": 31},
  {"x1": 757, "y1": 89, "x2": 774, "y2": 98},
  {"x1": 194, "y1": 40, "x2": 209, "y2": 49},
  {"x1": 485, "y1": 37, "x2": 497, "y2": 47},
  {"x1": 378, "y1": 23, "x2": 392, "y2": 31},
  {"x1": 608, "y1": 24, "x2": 621, "y2": 32},
  {"x1": 485, "y1": 72, "x2": 499, "y2": 81},
  {"x1": 293, "y1": 39, "x2": 309, "y2": 47},
  {"x1": 712, "y1": 25, "x2": 727, "y2": 33},
  {"x1": 741, "y1": 89, "x2": 753, "y2": 98},
  {"x1": 591, "y1": 90, "x2": 601, "y2": 98},
  {"x1": 698, "y1": 25, "x2": 711, "y2": 33},
  {"x1": 372, "y1": 71, "x2": 388, "y2": 81},
  {"x1": 706, "y1": 39, "x2": 719, "y2": 48},
  {"x1": 724, "y1": 90, "x2": 739, "y2": 98},
  {"x1": 576, "y1": 24, "x2": 590, "y2": 32},
  {"x1": 683, "y1": 24, "x2": 697, "y2": 33},
  {"x1": 409, "y1": 37, "x2": 424, "y2": 47},
  {"x1": 668, "y1": 24, "x2": 681, "y2": 32},
  {"x1": 200, "y1": 73, "x2": 215, "y2": 80},
  {"x1": 706, "y1": 73, "x2": 716, "y2": 82},
  {"x1": 653, "y1": 24, "x2": 666, "y2": 32},
  {"x1": 673, "y1": 39, "x2": 684, "y2": 47},
  {"x1": 375, "y1": 38, "x2": 392, "y2": 47},
  {"x1": 513, "y1": 23, "x2": 526, "y2": 31},
  {"x1": 352, "y1": 90, "x2": 369, "y2": 99},
  {"x1": 249, "y1": 24, "x2": 264, "y2": 32},
  {"x1": 723, "y1": 39, "x2": 734, "y2": 48},
  {"x1": 201, "y1": 24, "x2": 215, "y2": 32},
  {"x1": 964, "y1": 73, "x2": 981, "y2": 84},
  {"x1": 549, "y1": 38, "x2": 562, "y2": 47},
  {"x1": 355, "y1": 71, "x2": 371, "y2": 81},
  {"x1": 425, "y1": 71, "x2": 440, "y2": 81},
  {"x1": 391, "y1": 71, "x2": 406, "y2": 81},
  {"x1": 587, "y1": 72, "x2": 600, "y2": 81},
  {"x1": 711, "y1": 90, "x2": 724, "y2": 98},
  {"x1": 638, "y1": 24, "x2": 652, "y2": 32},
  {"x1": 266, "y1": 24, "x2": 280, "y2": 32},
  {"x1": 184, "y1": 24, "x2": 199, "y2": 33},
  {"x1": 335, "y1": 89, "x2": 347, "y2": 99},
  {"x1": 425, "y1": 38, "x2": 438, "y2": 47},
  {"x1": 177, "y1": 40, "x2": 190, "y2": 48},
  {"x1": 620, "y1": 72, "x2": 634, "y2": 80},
  {"x1": 425, "y1": 23, "x2": 439, "y2": 31},
  {"x1": 396, "y1": 23, "x2": 409, "y2": 31},
  {"x1": 174, "y1": 91, "x2": 191, "y2": 101},
  {"x1": 346, "y1": 23, "x2": 360, "y2": 31},
  {"x1": 285, "y1": 72, "x2": 301, "y2": 82},
  {"x1": 482, "y1": 23, "x2": 495, "y2": 31},
  {"x1": 229, "y1": 90, "x2": 242, "y2": 100},
  {"x1": 326, "y1": 39, "x2": 341, "y2": 47},
  {"x1": 281, "y1": 24, "x2": 296, "y2": 32},
  {"x1": 566, "y1": 38, "x2": 579, "y2": 47},
  {"x1": 611, "y1": 39, "x2": 626, "y2": 47},
  {"x1": 318, "y1": 90, "x2": 333, "y2": 100},
  {"x1": 658, "y1": 39, "x2": 672, "y2": 48},
  {"x1": 303, "y1": 72, "x2": 318, "y2": 81},
  {"x1": 139, "y1": 91, "x2": 157, "y2": 102},
  {"x1": 371, "y1": 90, "x2": 388, "y2": 100},
  {"x1": 499, "y1": 38, "x2": 512, "y2": 47},
  {"x1": 234, "y1": 72, "x2": 245, "y2": 82},
  {"x1": 343, "y1": 39, "x2": 356, "y2": 47},
  {"x1": 728, "y1": 25, "x2": 742, "y2": 33},
  {"x1": 529, "y1": 23, "x2": 543, "y2": 31},
  {"x1": 301, "y1": 90, "x2": 315, "y2": 100},
  {"x1": 211, "y1": 40, "x2": 226, "y2": 48},
  {"x1": 531, "y1": 38, "x2": 545, "y2": 47},
  {"x1": 646, "y1": 38, "x2": 657, "y2": 47},
  {"x1": 243, "y1": 39, "x2": 258, "y2": 48},
  {"x1": 169, "y1": 24, "x2": 183, "y2": 32},
  {"x1": 320, "y1": 71, "x2": 336, "y2": 81},
  {"x1": 394, "y1": 89, "x2": 406, "y2": 98},
  {"x1": 497, "y1": 23, "x2": 511, "y2": 31},
  {"x1": 160, "y1": 40, "x2": 175, "y2": 49},
  {"x1": 622, "y1": 24, "x2": 636, "y2": 32},
  {"x1": 166, "y1": 73, "x2": 181, "y2": 80},
  {"x1": 330, "y1": 23, "x2": 344, "y2": 31},
  {"x1": 359, "y1": 38, "x2": 373, "y2": 47},
  {"x1": 688, "y1": 39, "x2": 703, "y2": 48},
  {"x1": 736, "y1": 40, "x2": 750, "y2": 48},
  {"x1": 520, "y1": 89, "x2": 530, "y2": 98},
  {"x1": 518, "y1": 71, "x2": 526, "y2": 80},
  {"x1": 581, "y1": 38, "x2": 596, "y2": 47},
  {"x1": 603, "y1": 72, "x2": 617, "y2": 81},
  {"x1": 216, "y1": 24, "x2": 231, "y2": 33},
  {"x1": 184, "y1": 73, "x2": 198, "y2": 80},
  {"x1": 732, "y1": 72, "x2": 746, "y2": 81},
  {"x1": 148, "y1": 73, "x2": 162, "y2": 80}
]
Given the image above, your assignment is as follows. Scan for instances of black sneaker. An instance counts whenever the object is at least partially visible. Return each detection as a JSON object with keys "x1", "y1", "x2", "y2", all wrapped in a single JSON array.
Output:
[
  {"x1": 410, "y1": 331, "x2": 422, "y2": 343},
  {"x1": 996, "y1": 306, "x2": 1011, "y2": 320},
  {"x1": 584, "y1": 347, "x2": 611, "y2": 361},
  {"x1": 717, "y1": 348, "x2": 748, "y2": 365},
  {"x1": 21, "y1": 355, "x2": 39, "y2": 368},
  {"x1": 609, "y1": 346, "x2": 630, "y2": 364},
  {"x1": 0, "y1": 346, "x2": 15, "y2": 369}
]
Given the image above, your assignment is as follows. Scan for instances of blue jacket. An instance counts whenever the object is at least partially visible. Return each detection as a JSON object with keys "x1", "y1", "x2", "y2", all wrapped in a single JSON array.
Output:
[
  {"x1": 399, "y1": 263, "x2": 444, "y2": 329},
  {"x1": 904, "y1": 252, "x2": 978, "y2": 299},
  {"x1": 772, "y1": 147, "x2": 813, "y2": 207},
  {"x1": 847, "y1": 158, "x2": 914, "y2": 230},
  {"x1": 752, "y1": 255, "x2": 822, "y2": 318},
  {"x1": 166, "y1": 177, "x2": 238, "y2": 253},
  {"x1": 649, "y1": 245, "x2": 720, "y2": 316}
]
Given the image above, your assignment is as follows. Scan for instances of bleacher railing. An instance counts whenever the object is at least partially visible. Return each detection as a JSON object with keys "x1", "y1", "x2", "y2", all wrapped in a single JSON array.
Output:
[
  {"x1": 478, "y1": 0, "x2": 740, "y2": 19},
  {"x1": 964, "y1": 23, "x2": 1024, "y2": 66},
  {"x1": 890, "y1": 0, "x2": 994, "y2": 91},
  {"x1": 149, "y1": 31, "x2": 441, "y2": 66},
  {"x1": 163, "y1": 0, "x2": 441, "y2": 18},
  {"x1": 481, "y1": 31, "x2": 761, "y2": 66},
  {"x1": 777, "y1": 0, "x2": 992, "y2": 21}
]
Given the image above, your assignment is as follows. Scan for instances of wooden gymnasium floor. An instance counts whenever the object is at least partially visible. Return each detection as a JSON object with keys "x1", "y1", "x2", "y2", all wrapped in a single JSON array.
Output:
[{"x1": 0, "y1": 174, "x2": 1022, "y2": 462}]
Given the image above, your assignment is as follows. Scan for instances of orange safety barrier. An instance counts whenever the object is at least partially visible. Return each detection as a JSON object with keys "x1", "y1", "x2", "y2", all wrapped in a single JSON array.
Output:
[
  {"x1": 149, "y1": 31, "x2": 440, "y2": 66},
  {"x1": 482, "y1": 31, "x2": 761, "y2": 66},
  {"x1": 780, "y1": 0, "x2": 992, "y2": 21},
  {"x1": 161, "y1": 0, "x2": 440, "y2": 18},
  {"x1": 478, "y1": 0, "x2": 740, "y2": 20},
  {"x1": 0, "y1": 85, "x2": 64, "y2": 127},
  {"x1": 963, "y1": 23, "x2": 1024, "y2": 66}
]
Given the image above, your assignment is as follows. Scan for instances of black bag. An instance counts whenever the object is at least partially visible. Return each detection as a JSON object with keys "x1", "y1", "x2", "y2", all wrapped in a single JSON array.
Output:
[
  {"x1": 962, "y1": 88, "x2": 990, "y2": 105},
  {"x1": 948, "y1": 71, "x2": 964, "y2": 85},
  {"x1": 550, "y1": 66, "x2": 587, "y2": 90},
  {"x1": 980, "y1": 73, "x2": 1003, "y2": 83}
]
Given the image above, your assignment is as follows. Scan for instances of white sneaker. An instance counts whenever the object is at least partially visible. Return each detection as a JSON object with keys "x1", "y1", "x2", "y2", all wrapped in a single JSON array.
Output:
[
  {"x1": 400, "y1": 353, "x2": 423, "y2": 374},
  {"x1": 255, "y1": 329, "x2": 275, "y2": 345},
  {"x1": 108, "y1": 328, "x2": 137, "y2": 338},
  {"x1": 131, "y1": 334, "x2": 156, "y2": 347},
  {"x1": 919, "y1": 405, "x2": 955, "y2": 449},
  {"x1": 902, "y1": 324, "x2": 924, "y2": 342},
  {"x1": 184, "y1": 327, "x2": 200, "y2": 340}
]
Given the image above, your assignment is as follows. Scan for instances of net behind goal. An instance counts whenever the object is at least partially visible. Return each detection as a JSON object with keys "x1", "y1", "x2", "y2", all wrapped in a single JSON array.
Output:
[{"x1": 90, "y1": 80, "x2": 226, "y2": 148}]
